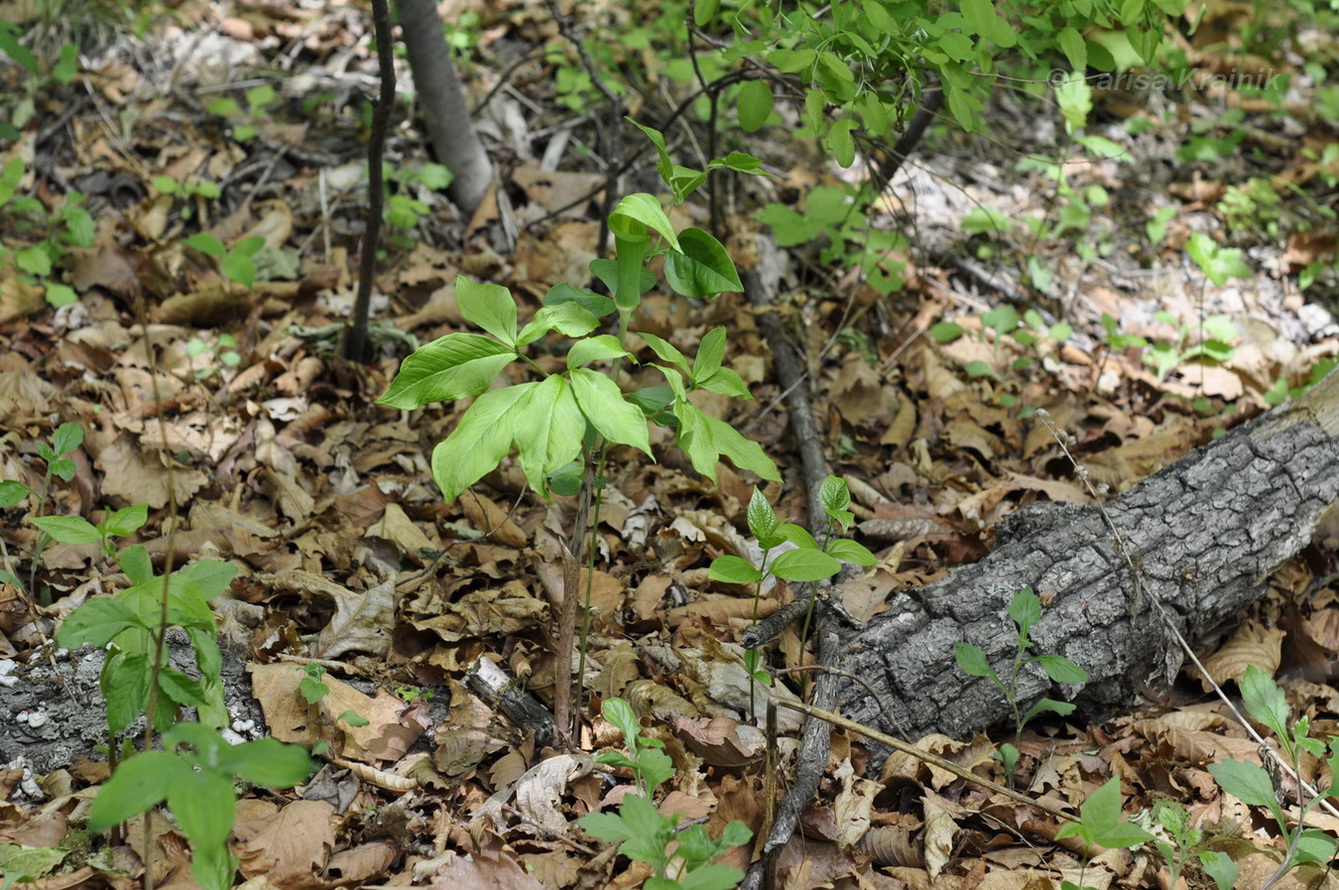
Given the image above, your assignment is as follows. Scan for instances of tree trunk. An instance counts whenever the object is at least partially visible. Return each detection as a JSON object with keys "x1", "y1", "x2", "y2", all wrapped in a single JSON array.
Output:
[
  {"x1": 397, "y1": 0, "x2": 494, "y2": 219},
  {"x1": 838, "y1": 370, "x2": 1339, "y2": 743}
]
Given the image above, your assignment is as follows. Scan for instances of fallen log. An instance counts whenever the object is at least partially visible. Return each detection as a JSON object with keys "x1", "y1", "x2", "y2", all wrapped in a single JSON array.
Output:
[{"x1": 838, "y1": 369, "x2": 1339, "y2": 743}]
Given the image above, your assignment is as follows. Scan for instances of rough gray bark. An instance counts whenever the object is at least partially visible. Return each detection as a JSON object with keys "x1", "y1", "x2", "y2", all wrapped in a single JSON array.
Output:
[
  {"x1": 839, "y1": 369, "x2": 1339, "y2": 743},
  {"x1": 398, "y1": 0, "x2": 494, "y2": 218}
]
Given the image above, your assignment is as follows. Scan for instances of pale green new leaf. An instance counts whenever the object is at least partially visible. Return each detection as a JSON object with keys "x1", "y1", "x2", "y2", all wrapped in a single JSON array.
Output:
[
  {"x1": 737, "y1": 78, "x2": 773, "y2": 132},
  {"x1": 567, "y1": 335, "x2": 631, "y2": 369},
  {"x1": 692, "y1": 327, "x2": 727, "y2": 381},
  {"x1": 663, "y1": 228, "x2": 743, "y2": 299},
  {"x1": 1240, "y1": 664, "x2": 1289, "y2": 741},
  {"x1": 696, "y1": 366, "x2": 752, "y2": 399},
  {"x1": 377, "y1": 333, "x2": 516, "y2": 408},
  {"x1": 431, "y1": 384, "x2": 531, "y2": 503},
  {"x1": 569, "y1": 368, "x2": 651, "y2": 456},
  {"x1": 637, "y1": 331, "x2": 692, "y2": 378},
  {"x1": 709, "y1": 555, "x2": 763, "y2": 584},
  {"x1": 54, "y1": 598, "x2": 143, "y2": 647},
  {"x1": 455, "y1": 276, "x2": 518, "y2": 345},
  {"x1": 517, "y1": 301, "x2": 601, "y2": 347},
  {"x1": 673, "y1": 401, "x2": 780, "y2": 482},
  {"x1": 746, "y1": 487, "x2": 778, "y2": 541},
  {"x1": 512, "y1": 375, "x2": 587, "y2": 498},
  {"x1": 611, "y1": 194, "x2": 680, "y2": 251},
  {"x1": 827, "y1": 539, "x2": 877, "y2": 566},
  {"x1": 168, "y1": 769, "x2": 236, "y2": 849}
]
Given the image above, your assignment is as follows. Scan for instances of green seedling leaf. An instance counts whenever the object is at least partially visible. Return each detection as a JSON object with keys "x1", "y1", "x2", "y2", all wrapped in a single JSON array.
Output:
[
  {"x1": 954, "y1": 643, "x2": 994, "y2": 679},
  {"x1": 416, "y1": 162, "x2": 452, "y2": 189},
  {"x1": 102, "y1": 504, "x2": 148, "y2": 537},
  {"x1": 569, "y1": 368, "x2": 652, "y2": 456},
  {"x1": 517, "y1": 301, "x2": 601, "y2": 347},
  {"x1": 55, "y1": 598, "x2": 144, "y2": 647},
  {"x1": 1208, "y1": 759, "x2": 1278, "y2": 809},
  {"x1": 737, "y1": 79, "x2": 774, "y2": 132},
  {"x1": 1056, "y1": 777, "x2": 1153, "y2": 849},
  {"x1": 610, "y1": 193, "x2": 679, "y2": 251},
  {"x1": 827, "y1": 539, "x2": 877, "y2": 566},
  {"x1": 338, "y1": 710, "x2": 371, "y2": 727},
  {"x1": 51, "y1": 421, "x2": 82, "y2": 457},
  {"x1": 696, "y1": 366, "x2": 752, "y2": 399},
  {"x1": 456, "y1": 276, "x2": 519, "y2": 346},
  {"x1": 1007, "y1": 588, "x2": 1042, "y2": 635},
  {"x1": 377, "y1": 333, "x2": 516, "y2": 408},
  {"x1": 747, "y1": 487, "x2": 778, "y2": 542},
  {"x1": 1022, "y1": 697, "x2": 1077, "y2": 724},
  {"x1": 567, "y1": 335, "x2": 630, "y2": 368},
  {"x1": 29, "y1": 515, "x2": 101, "y2": 545},
  {"x1": 709, "y1": 555, "x2": 763, "y2": 584},
  {"x1": 299, "y1": 675, "x2": 330, "y2": 704},
  {"x1": 929, "y1": 321, "x2": 966, "y2": 343},
  {"x1": 184, "y1": 233, "x2": 227, "y2": 258},
  {"x1": 601, "y1": 697, "x2": 641, "y2": 750},
  {"x1": 981, "y1": 305, "x2": 1020, "y2": 337},
  {"x1": 0, "y1": 841, "x2": 66, "y2": 882},
  {"x1": 1197, "y1": 851, "x2": 1238, "y2": 890},
  {"x1": 16, "y1": 245, "x2": 52, "y2": 276},
  {"x1": 961, "y1": 207, "x2": 1009, "y2": 236},
  {"x1": 962, "y1": 361, "x2": 998, "y2": 379},
  {"x1": 1036, "y1": 655, "x2": 1087, "y2": 684},
  {"x1": 511, "y1": 375, "x2": 586, "y2": 497},
  {"x1": 664, "y1": 228, "x2": 743, "y2": 299},
  {"x1": 0, "y1": 480, "x2": 29, "y2": 507},
  {"x1": 88, "y1": 751, "x2": 189, "y2": 831},
  {"x1": 774, "y1": 523, "x2": 818, "y2": 550},
  {"x1": 819, "y1": 476, "x2": 854, "y2": 528},
  {"x1": 767, "y1": 548, "x2": 841, "y2": 582},
  {"x1": 431, "y1": 383, "x2": 531, "y2": 503},
  {"x1": 215, "y1": 737, "x2": 316, "y2": 787},
  {"x1": 158, "y1": 668, "x2": 208, "y2": 709}
]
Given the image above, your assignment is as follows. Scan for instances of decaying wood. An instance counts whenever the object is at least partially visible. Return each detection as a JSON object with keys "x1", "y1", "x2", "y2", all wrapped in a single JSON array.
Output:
[{"x1": 838, "y1": 369, "x2": 1339, "y2": 743}]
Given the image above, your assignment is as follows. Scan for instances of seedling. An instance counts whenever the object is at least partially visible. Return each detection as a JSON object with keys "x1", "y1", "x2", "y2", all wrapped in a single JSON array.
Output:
[
  {"x1": 579, "y1": 698, "x2": 752, "y2": 888},
  {"x1": 954, "y1": 587, "x2": 1088, "y2": 780},
  {"x1": 1055, "y1": 777, "x2": 1156, "y2": 890}
]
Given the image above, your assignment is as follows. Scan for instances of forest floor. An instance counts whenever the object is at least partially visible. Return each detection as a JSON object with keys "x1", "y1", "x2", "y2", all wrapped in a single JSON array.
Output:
[{"x1": 2, "y1": 0, "x2": 1339, "y2": 888}]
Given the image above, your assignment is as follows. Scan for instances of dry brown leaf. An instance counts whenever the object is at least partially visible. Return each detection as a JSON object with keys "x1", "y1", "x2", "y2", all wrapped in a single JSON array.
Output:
[
  {"x1": 1196, "y1": 619, "x2": 1285, "y2": 690},
  {"x1": 236, "y1": 799, "x2": 335, "y2": 880}
]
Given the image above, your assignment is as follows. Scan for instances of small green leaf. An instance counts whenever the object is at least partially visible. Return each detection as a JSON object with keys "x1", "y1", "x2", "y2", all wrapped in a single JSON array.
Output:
[
  {"x1": 1197, "y1": 851, "x2": 1238, "y2": 890},
  {"x1": 610, "y1": 194, "x2": 680, "y2": 251},
  {"x1": 51, "y1": 422, "x2": 84, "y2": 457},
  {"x1": 1007, "y1": 588, "x2": 1042, "y2": 634},
  {"x1": 1036, "y1": 655, "x2": 1088, "y2": 684},
  {"x1": 517, "y1": 301, "x2": 600, "y2": 347},
  {"x1": 637, "y1": 331, "x2": 692, "y2": 378},
  {"x1": 1240, "y1": 664, "x2": 1289, "y2": 740},
  {"x1": 737, "y1": 79, "x2": 774, "y2": 132},
  {"x1": 431, "y1": 384, "x2": 531, "y2": 503},
  {"x1": 102, "y1": 504, "x2": 148, "y2": 537},
  {"x1": 569, "y1": 368, "x2": 652, "y2": 456},
  {"x1": 0, "y1": 479, "x2": 30, "y2": 507},
  {"x1": 455, "y1": 276, "x2": 518, "y2": 346},
  {"x1": 511, "y1": 375, "x2": 587, "y2": 497},
  {"x1": 567, "y1": 335, "x2": 631, "y2": 369},
  {"x1": 746, "y1": 487, "x2": 778, "y2": 541},
  {"x1": 827, "y1": 539, "x2": 877, "y2": 566},
  {"x1": 87, "y1": 751, "x2": 190, "y2": 831},
  {"x1": 1209, "y1": 759, "x2": 1278, "y2": 809},
  {"x1": 29, "y1": 515, "x2": 101, "y2": 545},
  {"x1": 184, "y1": 233, "x2": 226, "y2": 258},
  {"x1": 376, "y1": 333, "x2": 516, "y2": 408},
  {"x1": 954, "y1": 642, "x2": 994, "y2": 678},
  {"x1": 767, "y1": 549, "x2": 841, "y2": 582},
  {"x1": 709, "y1": 555, "x2": 763, "y2": 584},
  {"x1": 663, "y1": 228, "x2": 743, "y2": 299},
  {"x1": 55, "y1": 598, "x2": 144, "y2": 647}
]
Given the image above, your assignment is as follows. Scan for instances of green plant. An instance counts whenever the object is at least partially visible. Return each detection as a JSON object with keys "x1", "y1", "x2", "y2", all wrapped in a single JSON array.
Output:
[
  {"x1": 579, "y1": 698, "x2": 752, "y2": 889},
  {"x1": 1207, "y1": 665, "x2": 1339, "y2": 886},
  {"x1": 0, "y1": 22, "x2": 78, "y2": 140},
  {"x1": 1054, "y1": 777, "x2": 1156, "y2": 890},
  {"x1": 152, "y1": 174, "x2": 221, "y2": 222},
  {"x1": 383, "y1": 161, "x2": 452, "y2": 248},
  {"x1": 928, "y1": 306, "x2": 1072, "y2": 414},
  {"x1": 1143, "y1": 310, "x2": 1237, "y2": 383},
  {"x1": 1140, "y1": 798, "x2": 1239, "y2": 890},
  {"x1": 0, "y1": 158, "x2": 94, "y2": 307},
  {"x1": 0, "y1": 421, "x2": 97, "y2": 599},
  {"x1": 953, "y1": 587, "x2": 1088, "y2": 779},
  {"x1": 85, "y1": 723, "x2": 314, "y2": 890},
  {"x1": 206, "y1": 82, "x2": 277, "y2": 143},
  {"x1": 184, "y1": 233, "x2": 266, "y2": 288},
  {"x1": 708, "y1": 478, "x2": 876, "y2": 689},
  {"x1": 185, "y1": 332, "x2": 242, "y2": 379}
]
